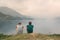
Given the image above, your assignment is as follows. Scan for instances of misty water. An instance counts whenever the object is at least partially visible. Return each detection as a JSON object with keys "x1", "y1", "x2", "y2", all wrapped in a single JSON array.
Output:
[{"x1": 0, "y1": 19, "x2": 60, "y2": 35}]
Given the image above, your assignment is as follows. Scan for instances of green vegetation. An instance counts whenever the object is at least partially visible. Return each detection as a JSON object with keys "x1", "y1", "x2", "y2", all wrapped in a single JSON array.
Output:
[
  {"x1": 0, "y1": 33, "x2": 60, "y2": 40},
  {"x1": 0, "y1": 34, "x2": 11, "y2": 40}
]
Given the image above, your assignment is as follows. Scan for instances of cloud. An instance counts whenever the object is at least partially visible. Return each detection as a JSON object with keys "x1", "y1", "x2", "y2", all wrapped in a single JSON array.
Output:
[{"x1": 0, "y1": 0, "x2": 60, "y2": 18}]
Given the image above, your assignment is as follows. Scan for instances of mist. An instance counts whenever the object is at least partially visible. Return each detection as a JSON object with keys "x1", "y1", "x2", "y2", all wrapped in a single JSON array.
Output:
[{"x1": 0, "y1": 0, "x2": 60, "y2": 18}]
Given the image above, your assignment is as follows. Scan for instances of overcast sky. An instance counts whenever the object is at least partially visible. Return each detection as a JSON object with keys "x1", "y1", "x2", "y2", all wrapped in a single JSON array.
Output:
[{"x1": 0, "y1": 0, "x2": 60, "y2": 18}]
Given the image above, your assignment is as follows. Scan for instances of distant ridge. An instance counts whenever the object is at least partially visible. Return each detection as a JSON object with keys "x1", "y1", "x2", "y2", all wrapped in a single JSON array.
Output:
[
  {"x1": 0, "y1": 7, "x2": 33, "y2": 20},
  {"x1": 0, "y1": 7, "x2": 22, "y2": 17}
]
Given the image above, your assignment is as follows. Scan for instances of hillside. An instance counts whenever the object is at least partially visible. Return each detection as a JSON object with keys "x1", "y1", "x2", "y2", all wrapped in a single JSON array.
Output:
[
  {"x1": 0, "y1": 7, "x2": 22, "y2": 17},
  {"x1": 0, "y1": 12, "x2": 17, "y2": 20},
  {"x1": 0, "y1": 34, "x2": 60, "y2": 40},
  {"x1": 0, "y1": 7, "x2": 33, "y2": 20}
]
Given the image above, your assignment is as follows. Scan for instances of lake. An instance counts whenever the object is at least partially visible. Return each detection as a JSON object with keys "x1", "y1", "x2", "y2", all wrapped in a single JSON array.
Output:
[{"x1": 0, "y1": 19, "x2": 60, "y2": 35}]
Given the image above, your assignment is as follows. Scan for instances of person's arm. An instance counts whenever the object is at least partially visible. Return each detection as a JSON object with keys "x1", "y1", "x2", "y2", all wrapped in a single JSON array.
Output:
[{"x1": 16, "y1": 25, "x2": 18, "y2": 32}]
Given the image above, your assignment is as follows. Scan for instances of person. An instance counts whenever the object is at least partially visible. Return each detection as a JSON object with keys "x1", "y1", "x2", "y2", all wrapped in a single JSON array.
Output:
[
  {"x1": 27, "y1": 22, "x2": 36, "y2": 39},
  {"x1": 27, "y1": 22, "x2": 34, "y2": 33},
  {"x1": 16, "y1": 22, "x2": 24, "y2": 34}
]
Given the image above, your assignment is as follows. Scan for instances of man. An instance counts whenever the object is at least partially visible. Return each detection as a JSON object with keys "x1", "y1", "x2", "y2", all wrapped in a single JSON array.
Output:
[
  {"x1": 27, "y1": 22, "x2": 36, "y2": 39},
  {"x1": 27, "y1": 22, "x2": 34, "y2": 33},
  {"x1": 16, "y1": 22, "x2": 24, "y2": 34}
]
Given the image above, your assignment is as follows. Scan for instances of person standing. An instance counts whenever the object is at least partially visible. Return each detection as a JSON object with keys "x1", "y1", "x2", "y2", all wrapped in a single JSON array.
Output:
[{"x1": 16, "y1": 22, "x2": 24, "y2": 34}]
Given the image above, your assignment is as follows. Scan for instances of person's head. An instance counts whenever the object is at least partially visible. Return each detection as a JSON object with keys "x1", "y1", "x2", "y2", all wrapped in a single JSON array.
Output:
[
  {"x1": 18, "y1": 22, "x2": 21, "y2": 25},
  {"x1": 29, "y1": 21, "x2": 32, "y2": 25}
]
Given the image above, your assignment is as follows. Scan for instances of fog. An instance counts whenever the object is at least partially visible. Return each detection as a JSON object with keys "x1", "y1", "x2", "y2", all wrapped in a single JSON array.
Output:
[{"x1": 0, "y1": 0, "x2": 60, "y2": 18}]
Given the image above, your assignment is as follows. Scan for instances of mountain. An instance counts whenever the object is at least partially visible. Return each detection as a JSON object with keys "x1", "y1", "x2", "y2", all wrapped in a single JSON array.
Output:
[
  {"x1": 0, "y1": 7, "x2": 33, "y2": 20},
  {"x1": 0, "y1": 7, "x2": 22, "y2": 17},
  {"x1": 0, "y1": 12, "x2": 19, "y2": 20}
]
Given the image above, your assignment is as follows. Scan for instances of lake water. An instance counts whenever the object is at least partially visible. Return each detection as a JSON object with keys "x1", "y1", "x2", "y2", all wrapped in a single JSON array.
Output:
[{"x1": 0, "y1": 19, "x2": 60, "y2": 35}]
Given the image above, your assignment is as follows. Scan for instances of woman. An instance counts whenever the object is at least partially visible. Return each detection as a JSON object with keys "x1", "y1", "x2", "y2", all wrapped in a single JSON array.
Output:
[{"x1": 16, "y1": 22, "x2": 24, "y2": 34}]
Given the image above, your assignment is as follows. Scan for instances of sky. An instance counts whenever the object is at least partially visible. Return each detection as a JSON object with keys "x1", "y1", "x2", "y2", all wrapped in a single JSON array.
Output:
[{"x1": 0, "y1": 0, "x2": 60, "y2": 18}]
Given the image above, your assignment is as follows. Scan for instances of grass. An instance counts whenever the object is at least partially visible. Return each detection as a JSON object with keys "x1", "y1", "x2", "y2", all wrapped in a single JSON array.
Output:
[
  {"x1": 0, "y1": 33, "x2": 60, "y2": 40},
  {"x1": 0, "y1": 34, "x2": 11, "y2": 40}
]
